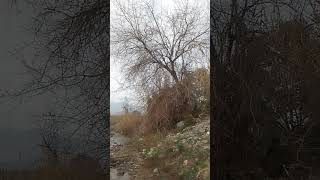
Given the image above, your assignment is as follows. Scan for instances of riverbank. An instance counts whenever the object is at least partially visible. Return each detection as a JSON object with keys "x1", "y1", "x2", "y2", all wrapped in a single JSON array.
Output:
[
  {"x1": 110, "y1": 122, "x2": 140, "y2": 180},
  {"x1": 110, "y1": 116, "x2": 210, "y2": 180}
]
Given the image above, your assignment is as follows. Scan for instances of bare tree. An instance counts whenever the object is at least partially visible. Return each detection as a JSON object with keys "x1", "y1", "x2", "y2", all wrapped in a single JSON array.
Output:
[
  {"x1": 38, "y1": 112, "x2": 60, "y2": 166},
  {"x1": 111, "y1": 0, "x2": 209, "y2": 94}
]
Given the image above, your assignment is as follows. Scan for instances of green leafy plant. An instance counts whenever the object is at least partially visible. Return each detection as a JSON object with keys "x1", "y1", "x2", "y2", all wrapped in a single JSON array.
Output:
[
  {"x1": 142, "y1": 147, "x2": 160, "y2": 159},
  {"x1": 174, "y1": 135, "x2": 185, "y2": 152},
  {"x1": 179, "y1": 166, "x2": 197, "y2": 180}
]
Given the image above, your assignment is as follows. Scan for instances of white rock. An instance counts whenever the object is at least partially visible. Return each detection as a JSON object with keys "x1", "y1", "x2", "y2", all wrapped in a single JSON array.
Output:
[
  {"x1": 199, "y1": 128, "x2": 206, "y2": 133},
  {"x1": 194, "y1": 118, "x2": 201, "y2": 122},
  {"x1": 183, "y1": 160, "x2": 188, "y2": 166},
  {"x1": 176, "y1": 121, "x2": 185, "y2": 129},
  {"x1": 153, "y1": 168, "x2": 159, "y2": 174}
]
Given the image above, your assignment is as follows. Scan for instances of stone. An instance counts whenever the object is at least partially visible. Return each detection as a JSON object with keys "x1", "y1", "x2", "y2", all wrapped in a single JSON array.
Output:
[
  {"x1": 153, "y1": 168, "x2": 160, "y2": 174},
  {"x1": 199, "y1": 128, "x2": 206, "y2": 133},
  {"x1": 193, "y1": 118, "x2": 201, "y2": 122},
  {"x1": 183, "y1": 160, "x2": 188, "y2": 166},
  {"x1": 117, "y1": 170, "x2": 125, "y2": 176},
  {"x1": 201, "y1": 140, "x2": 207, "y2": 145},
  {"x1": 176, "y1": 121, "x2": 185, "y2": 129}
]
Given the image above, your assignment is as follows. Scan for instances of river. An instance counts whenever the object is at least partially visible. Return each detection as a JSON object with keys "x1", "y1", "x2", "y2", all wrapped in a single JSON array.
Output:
[{"x1": 110, "y1": 131, "x2": 130, "y2": 180}]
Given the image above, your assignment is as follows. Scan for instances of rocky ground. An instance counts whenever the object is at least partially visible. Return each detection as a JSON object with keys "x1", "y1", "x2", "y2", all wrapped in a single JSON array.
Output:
[{"x1": 110, "y1": 116, "x2": 210, "y2": 180}]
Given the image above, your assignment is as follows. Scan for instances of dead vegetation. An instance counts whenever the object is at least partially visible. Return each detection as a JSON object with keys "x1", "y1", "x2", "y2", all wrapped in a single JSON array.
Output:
[
  {"x1": 143, "y1": 83, "x2": 192, "y2": 133},
  {"x1": 111, "y1": 64, "x2": 210, "y2": 136},
  {"x1": 114, "y1": 111, "x2": 143, "y2": 136}
]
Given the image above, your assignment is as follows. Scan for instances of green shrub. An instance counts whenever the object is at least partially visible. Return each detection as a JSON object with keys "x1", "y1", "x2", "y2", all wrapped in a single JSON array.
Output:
[
  {"x1": 142, "y1": 147, "x2": 160, "y2": 159},
  {"x1": 179, "y1": 166, "x2": 197, "y2": 180}
]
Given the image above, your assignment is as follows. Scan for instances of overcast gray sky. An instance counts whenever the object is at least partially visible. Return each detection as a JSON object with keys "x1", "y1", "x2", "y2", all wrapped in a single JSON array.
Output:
[
  {"x1": 0, "y1": 1, "x2": 55, "y2": 167},
  {"x1": 0, "y1": 2, "x2": 49, "y2": 129}
]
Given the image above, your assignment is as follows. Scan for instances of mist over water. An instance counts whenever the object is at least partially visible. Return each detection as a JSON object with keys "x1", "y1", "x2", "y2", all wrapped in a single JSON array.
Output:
[
  {"x1": 0, "y1": 2, "x2": 40, "y2": 169},
  {"x1": 0, "y1": 1, "x2": 63, "y2": 169},
  {"x1": 0, "y1": 128, "x2": 41, "y2": 169}
]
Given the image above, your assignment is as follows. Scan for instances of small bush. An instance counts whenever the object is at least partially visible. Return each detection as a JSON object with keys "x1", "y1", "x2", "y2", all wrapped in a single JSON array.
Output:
[
  {"x1": 142, "y1": 147, "x2": 160, "y2": 159},
  {"x1": 189, "y1": 68, "x2": 210, "y2": 117},
  {"x1": 110, "y1": 115, "x2": 123, "y2": 126},
  {"x1": 179, "y1": 166, "x2": 197, "y2": 180},
  {"x1": 140, "y1": 68, "x2": 209, "y2": 133},
  {"x1": 142, "y1": 83, "x2": 192, "y2": 133},
  {"x1": 115, "y1": 111, "x2": 142, "y2": 136}
]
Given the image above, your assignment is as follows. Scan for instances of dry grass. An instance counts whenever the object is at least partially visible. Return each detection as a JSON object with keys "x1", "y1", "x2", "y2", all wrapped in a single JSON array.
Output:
[
  {"x1": 114, "y1": 112, "x2": 143, "y2": 136},
  {"x1": 142, "y1": 83, "x2": 192, "y2": 133},
  {"x1": 110, "y1": 115, "x2": 123, "y2": 126}
]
